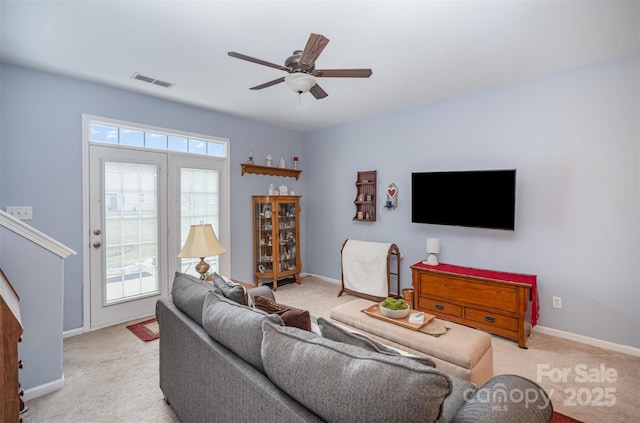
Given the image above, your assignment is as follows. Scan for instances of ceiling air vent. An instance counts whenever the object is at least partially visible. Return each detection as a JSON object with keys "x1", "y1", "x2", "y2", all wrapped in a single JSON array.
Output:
[{"x1": 131, "y1": 73, "x2": 174, "y2": 88}]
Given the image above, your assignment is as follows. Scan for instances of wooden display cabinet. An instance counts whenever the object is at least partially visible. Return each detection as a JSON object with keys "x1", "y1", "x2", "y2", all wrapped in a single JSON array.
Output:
[
  {"x1": 353, "y1": 170, "x2": 377, "y2": 222},
  {"x1": 253, "y1": 195, "x2": 302, "y2": 290}
]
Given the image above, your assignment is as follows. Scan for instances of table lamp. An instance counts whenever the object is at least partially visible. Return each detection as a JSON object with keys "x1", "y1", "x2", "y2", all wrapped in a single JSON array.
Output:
[
  {"x1": 423, "y1": 238, "x2": 440, "y2": 266},
  {"x1": 178, "y1": 223, "x2": 227, "y2": 280}
]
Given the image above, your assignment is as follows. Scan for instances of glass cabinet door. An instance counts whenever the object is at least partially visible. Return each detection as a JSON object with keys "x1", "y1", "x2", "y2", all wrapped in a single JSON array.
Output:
[
  {"x1": 255, "y1": 202, "x2": 273, "y2": 275},
  {"x1": 276, "y1": 200, "x2": 297, "y2": 272}
]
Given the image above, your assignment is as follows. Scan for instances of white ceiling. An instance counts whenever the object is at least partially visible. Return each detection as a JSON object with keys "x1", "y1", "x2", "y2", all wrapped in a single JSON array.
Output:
[{"x1": 1, "y1": 1, "x2": 638, "y2": 132}]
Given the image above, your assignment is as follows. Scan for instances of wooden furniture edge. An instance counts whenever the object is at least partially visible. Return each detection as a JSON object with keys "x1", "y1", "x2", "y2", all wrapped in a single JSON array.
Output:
[{"x1": 241, "y1": 163, "x2": 302, "y2": 179}]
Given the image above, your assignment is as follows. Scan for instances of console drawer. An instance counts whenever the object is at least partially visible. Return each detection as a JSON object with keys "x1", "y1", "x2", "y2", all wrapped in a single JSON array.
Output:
[
  {"x1": 464, "y1": 307, "x2": 518, "y2": 331},
  {"x1": 418, "y1": 297, "x2": 462, "y2": 318},
  {"x1": 420, "y1": 273, "x2": 518, "y2": 313}
]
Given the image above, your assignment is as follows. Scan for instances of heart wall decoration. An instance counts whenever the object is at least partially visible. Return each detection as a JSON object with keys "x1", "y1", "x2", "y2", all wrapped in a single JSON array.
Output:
[{"x1": 385, "y1": 183, "x2": 397, "y2": 209}]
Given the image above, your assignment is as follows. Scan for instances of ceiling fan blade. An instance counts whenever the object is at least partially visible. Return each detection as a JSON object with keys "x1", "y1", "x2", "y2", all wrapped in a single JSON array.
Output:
[
  {"x1": 250, "y1": 77, "x2": 285, "y2": 90},
  {"x1": 310, "y1": 83, "x2": 328, "y2": 100},
  {"x1": 228, "y1": 51, "x2": 290, "y2": 72},
  {"x1": 313, "y1": 69, "x2": 373, "y2": 78},
  {"x1": 299, "y1": 33, "x2": 329, "y2": 70}
]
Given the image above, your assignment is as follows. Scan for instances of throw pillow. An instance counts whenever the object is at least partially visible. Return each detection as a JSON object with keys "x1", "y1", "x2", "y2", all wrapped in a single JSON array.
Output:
[
  {"x1": 211, "y1": 272, "x2": 247, "y2": 305},
  {"x1": 317, "y1": 317, "x2": 435, "y2": 367},
  {"x1": 171, "y1": 271, "x2": 222, "y2": 324},
  {"x1": 261, "y1": 321, "x2": 451, "y2": 423},
  {"x1": 202, "y1": 291, "x2": 283, "y2": 373},
  {"x1": 253, "y1": 295, "x2": 312, "y2": 332}
]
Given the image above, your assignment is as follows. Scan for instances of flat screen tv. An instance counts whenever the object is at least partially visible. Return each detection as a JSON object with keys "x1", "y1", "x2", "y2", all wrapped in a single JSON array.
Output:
[{"x1": 411, "y1": 169, "x2": 516, "y2": 230}]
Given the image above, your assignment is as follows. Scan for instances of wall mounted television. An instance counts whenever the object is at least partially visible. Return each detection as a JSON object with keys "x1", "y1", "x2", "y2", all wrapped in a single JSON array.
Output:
[{"x1": 411, "y1": 169, "x2": 516, "y2": 230}]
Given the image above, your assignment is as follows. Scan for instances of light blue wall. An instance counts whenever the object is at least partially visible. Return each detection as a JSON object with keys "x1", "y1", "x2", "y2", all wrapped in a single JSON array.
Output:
[
  {"x1": 0, "y1": 229, "x2": 65, "y2": 392},
  {"x1": 0, "y1": 63, "x2": 305, "y2": 331},
  {"x1": 305, "y1": 56, "x2": 640, "y2": 348},
  {"x1": 2, "y1": 55, "x2": 639, "y2": 352}
]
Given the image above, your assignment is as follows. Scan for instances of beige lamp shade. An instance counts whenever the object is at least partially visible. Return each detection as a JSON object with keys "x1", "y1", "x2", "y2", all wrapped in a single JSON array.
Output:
[
  {"x1": 178, "y1": 224, "x2": 226, "y2": 279},
  {"x1": 178, "y1": 224, "x2": 227, "y2": 258}
]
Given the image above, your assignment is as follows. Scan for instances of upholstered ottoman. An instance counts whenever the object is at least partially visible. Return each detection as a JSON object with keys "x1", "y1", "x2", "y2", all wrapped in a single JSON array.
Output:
[{"x1": 330, "y1": 299, "x2": 493, "y2": 385}]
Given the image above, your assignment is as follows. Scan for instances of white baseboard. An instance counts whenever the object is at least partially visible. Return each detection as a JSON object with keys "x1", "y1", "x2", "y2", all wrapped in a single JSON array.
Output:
[
  {"x1": 533, "y1": 325, "x2": 640, "y2": 357},
  {"x1": 63, "y1": 327, "x2": 84, "y2": 338},
  {"x1": 301, "y1": 272, "x2": 340, "y2": 284},
  {"x1": 23, "y1": 376, "x2": 65, "y2": 401}
]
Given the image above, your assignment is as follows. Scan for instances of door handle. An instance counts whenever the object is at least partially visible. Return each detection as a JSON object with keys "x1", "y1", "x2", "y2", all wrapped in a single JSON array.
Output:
[{"x1": 93, "y1": 242, "x2": 102, "y2": 249}]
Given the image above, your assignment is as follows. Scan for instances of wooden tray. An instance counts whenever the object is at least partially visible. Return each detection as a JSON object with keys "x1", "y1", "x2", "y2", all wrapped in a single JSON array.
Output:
[{"x1": 363, "y1": 304, "x2": 435, "y2": 330}]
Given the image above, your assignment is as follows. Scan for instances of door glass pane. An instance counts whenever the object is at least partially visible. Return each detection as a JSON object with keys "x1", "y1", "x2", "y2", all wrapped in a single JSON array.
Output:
[
  {"x1": 104, "y1": 162, "x2": 159, "y2": 303},
  {"x1": 180, "y1": 168, "x2": 221, "y2": 278},
  {"x1": 119, "y1": 129, "x2": 144, "y2": 147},
  {"x1": 145, "y1": 132, "x2": 167, "y2": 150},
  {"x1": 168, "y1": 136, "x2": 188, "y2": 152}
]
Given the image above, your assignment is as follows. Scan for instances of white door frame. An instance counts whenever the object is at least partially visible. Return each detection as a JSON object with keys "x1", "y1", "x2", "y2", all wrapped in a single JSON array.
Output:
[{"x1": 81, "y1": 115, "x2": 231, "y2": 331}]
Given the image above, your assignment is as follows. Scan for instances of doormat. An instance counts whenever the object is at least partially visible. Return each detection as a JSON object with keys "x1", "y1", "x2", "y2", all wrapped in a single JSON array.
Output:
[
  {"x1": 551, "y1": 411, "x2": 583, "y2": 423},
  {"x1": 126, "y1": 318, "x2": 159, "y2": 342}
]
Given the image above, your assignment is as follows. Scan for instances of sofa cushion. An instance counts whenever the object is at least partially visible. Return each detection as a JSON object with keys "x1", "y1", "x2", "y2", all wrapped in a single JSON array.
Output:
[
  {"x1": 171, "y1": 271, "x2": 222, "y2": 324},
  {"x1": 202, "y1": 291, "x2": 283, "y2": 373},
  {"x1": 317, "y1": 317, "x2": 436, "y2": 367},
  {"x1": 261, "y1": 321, "x2": 452, "y2": 423},
  {"x1": 246, "y1": 285, "x2": 275, "y2": 302},
  {"x1": 254, "y1": 295, "x2": 312, "y2": 331},
  {"x1": 452, "y1": 374, "x2": 553, "y2": 423},
  {"x1": 211, "y1": 272, "x2": 247, "y2": 305}
]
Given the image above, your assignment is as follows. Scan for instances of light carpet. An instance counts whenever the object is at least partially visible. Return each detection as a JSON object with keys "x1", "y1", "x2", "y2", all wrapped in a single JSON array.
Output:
[{"x1": 22, "y1": 275, "x2": 639, "y2": 423}]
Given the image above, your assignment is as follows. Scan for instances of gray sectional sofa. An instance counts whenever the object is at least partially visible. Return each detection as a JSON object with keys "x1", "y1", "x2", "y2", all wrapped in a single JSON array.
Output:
[{"x1": 156, "y1": 272, "x2": 553, "y2": 423}]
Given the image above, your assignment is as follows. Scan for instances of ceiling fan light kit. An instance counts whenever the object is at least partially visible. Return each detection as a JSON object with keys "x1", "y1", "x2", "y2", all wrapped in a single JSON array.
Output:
[
  {"x1": 228, "y1": 33, "x2": 372, "y2": 99},
  {"x1": 284, "y1": 73, "x2": 317, "y2": 94}
]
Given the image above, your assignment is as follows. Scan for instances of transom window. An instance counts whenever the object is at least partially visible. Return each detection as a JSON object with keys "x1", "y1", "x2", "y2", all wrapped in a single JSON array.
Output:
[{"x1": 90, "y1": 123, "x2": 227, "y2": 157}]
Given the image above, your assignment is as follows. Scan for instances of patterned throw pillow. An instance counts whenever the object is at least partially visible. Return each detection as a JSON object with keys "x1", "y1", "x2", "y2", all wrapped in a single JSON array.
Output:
[
  {"x1": 211, "y1": 272, "x2": 247, "y2": 305},
  {"x1": 253, "y1": 295, "x2": 312, "y2": 332}
]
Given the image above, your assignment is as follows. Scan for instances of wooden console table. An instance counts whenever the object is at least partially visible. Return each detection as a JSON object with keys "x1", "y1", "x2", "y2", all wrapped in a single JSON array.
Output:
[{"x1": 411, "y1": 262, "x2": 538, "y2": 348}]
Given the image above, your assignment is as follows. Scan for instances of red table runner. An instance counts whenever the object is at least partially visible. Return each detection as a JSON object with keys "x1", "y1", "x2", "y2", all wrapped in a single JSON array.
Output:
[{"x1": 412, "y1": 261, "x2": 539, "y2": 327}]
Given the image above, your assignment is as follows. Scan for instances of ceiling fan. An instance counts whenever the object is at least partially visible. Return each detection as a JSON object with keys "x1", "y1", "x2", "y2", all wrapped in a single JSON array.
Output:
[{"x1": 228, "y1": 33, "x2": 372, "y2": 99}]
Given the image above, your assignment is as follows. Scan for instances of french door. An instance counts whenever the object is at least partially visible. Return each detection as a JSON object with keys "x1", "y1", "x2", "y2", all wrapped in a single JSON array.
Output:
[
  {"x1": 89, "y1": 146, "x2": 168, "y2": 328},
  {"x1": 88, "y1": 145, "x2": 228, "y2": 329}
]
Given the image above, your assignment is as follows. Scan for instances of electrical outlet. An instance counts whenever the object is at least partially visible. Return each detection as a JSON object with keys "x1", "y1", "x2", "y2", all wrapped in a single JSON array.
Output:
[
  {"x1": 552, "y1": 296, "x2": 562, "y2": 309},
  {"x1": 6, "y1": 206, "x2": 33, "y2": 220}
]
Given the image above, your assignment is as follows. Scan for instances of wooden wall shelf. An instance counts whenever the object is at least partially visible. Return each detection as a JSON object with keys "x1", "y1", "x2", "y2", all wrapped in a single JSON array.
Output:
[
  {"x1": 241, "y1": 163, "x2": 302, "y2": 180},
  {"x1": 353, "y1": 170, "x2": 377, "y2": 221}
]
